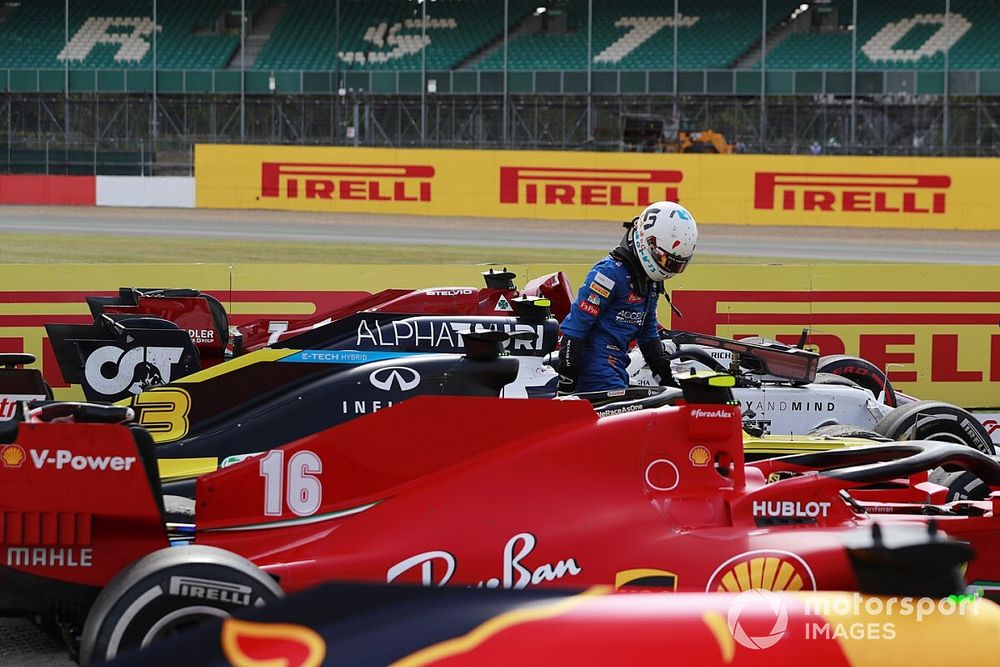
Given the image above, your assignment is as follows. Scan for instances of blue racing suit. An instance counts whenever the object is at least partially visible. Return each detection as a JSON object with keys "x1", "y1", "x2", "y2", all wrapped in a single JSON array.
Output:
[{"x1": 560, "y1": 255, "x2": 661, "y2": 392}]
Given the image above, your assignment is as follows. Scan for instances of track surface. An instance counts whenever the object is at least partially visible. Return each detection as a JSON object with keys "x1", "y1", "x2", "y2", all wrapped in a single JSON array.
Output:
[
  {"x1": 0, "y1": 204, "x2": 997, "y2": 665},
  {"x1": 1, "y1": 206, "x2": 999, "y2": 263}
]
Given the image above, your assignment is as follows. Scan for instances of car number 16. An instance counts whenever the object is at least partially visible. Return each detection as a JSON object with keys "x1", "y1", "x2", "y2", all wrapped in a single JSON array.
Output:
[{"x1": 259, "y1": 450, "x2": 323, "y2": 517}]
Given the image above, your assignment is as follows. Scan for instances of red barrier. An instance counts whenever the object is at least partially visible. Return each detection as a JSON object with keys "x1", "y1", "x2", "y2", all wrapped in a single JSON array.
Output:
[{"x1": 0, "y1": 175, "x2": 95, "y2": 205}]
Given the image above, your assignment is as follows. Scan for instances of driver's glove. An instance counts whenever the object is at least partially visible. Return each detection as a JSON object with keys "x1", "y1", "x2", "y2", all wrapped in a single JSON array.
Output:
[
  {"x1": 640, "y1": 340, "x2": 677, "y2": 388},
  {"x1": 557, "y1": 335, "x2": 582, "y2": 395}
]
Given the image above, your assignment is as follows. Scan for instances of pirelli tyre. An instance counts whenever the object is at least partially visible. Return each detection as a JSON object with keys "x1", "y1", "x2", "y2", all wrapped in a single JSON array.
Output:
[
  {"x1": 874, "y1": 400, "x2": 996, "y2": 456},
  {"x1": 79, "y1": 545, "x2": 282, "y2": 664},
  {"x1": 817, "y1": 355, "x2": 897, "y2": 408},
  {"x1": 931, "y1": 470, "x2": 991, "y2": 503}
]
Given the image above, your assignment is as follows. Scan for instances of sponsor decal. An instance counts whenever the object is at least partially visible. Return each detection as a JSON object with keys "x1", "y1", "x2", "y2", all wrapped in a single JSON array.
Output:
[
  {"x1": 83, "y1": 345, "x2": 184, "y2": 396},
  {"x1": 387, "y1": 532, "x2": 581, "y2": 589},
  {"x1": 614, "y1": 310, "x2": 645, "y2": 325},
  {"x1": 221, "y1": 453, "x2": 259, "y2": 468},
  {"x1": 707, "y1": 550, "x2": 817, "y2": 593},
  {"x1": 688, "y1": 445, "x2": 711, "y2": 467},
  {"x1": 355, "y1": 319, "x2": 546, "y2": 352},
  {"x1": 644, "y1": 458, "x2": 680, "y2": 491},
  {"x1": 261, "y1": 162, "x2": 433, "y2": 202},
  {"x1": 593, "y1": 271, "x2": 616, "y2": 290},
  {"x1": 0, "y1": 397, "x2": 19, "y2": 421},
  {"x1": 1, "y1": 444, "x2": 25, "y2": 468},
  {"x1": 369, "y1": 366, "x2": 421, "y2": 392},
  {"x1": 499, "y1": 166, "x2": 681, "y2": 206},
  {"x1": 743, "y1": 400, "x2": 835, "y2": 413},
  {"x1": 626, "y1": 291, "x2": 643, "y2": 304},
  {"x1": 187, "y1": 329, "x2": 216, "y2": 344},
  {"x1": 222, "y1": 619, "x2": 326, "y2": 667},
  {"x1": 752, "y1": 500, "x2": 832, "y2": 519},
  {"x1": 589, "y1": 282, "x2": 611, "y2": 298},
  {"x1": 6, "y1": 546, "x2": 92, "y2": 568},
  {"x1": 340, "y1": 400, "x2": 394, "y2": 415},
  {"x1": 578, "y1": 300, "x2": 600, "y2": 317},
  {"x1": 425, "y1": 289, "x2": 475, "y2": 296},
  {"x1": 599, "y1": 404, "x2": 644, "y2": 417},
  {"x1": 495, "y1": 295, "x2": 513, "y2": 312},
  {"x1": 766, "y1": 472, "x2": 784, "y2": 484},
  {"x1": 280, "y1": 349, "x2": 419, "y2": 364},
  {"x1": 614, "y1": 568, "x2": 679, "y2": 592},
  {"x1": 586, "y1": 293, "x2": 602, "y2": 305},
  {"x1": 169, "y1": 576, "x2": 254, "y2": 606},
  {"x1": 754, "y1": 172, "x2": 949, "y2": 214},
  {"x1": 26, "y1": 448, "x2": 136, "y2": 472},
  {"x1": 691, "y1": 408, "x2": 733, "y2": 419}
]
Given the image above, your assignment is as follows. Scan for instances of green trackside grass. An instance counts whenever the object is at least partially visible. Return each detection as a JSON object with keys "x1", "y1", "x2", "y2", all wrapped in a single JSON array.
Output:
[{"x1": 0, "y1": 232, "x2": 829, "y2": 265}]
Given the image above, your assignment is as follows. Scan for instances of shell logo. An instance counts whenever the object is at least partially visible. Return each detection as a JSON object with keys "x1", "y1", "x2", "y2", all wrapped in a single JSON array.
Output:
[
  {"x1": 706, "y1": 550, "x2": 816, "y2": 593},
  {"x1": 221, "y1": 618, "x2": 326, "y2": 667},
  {"x1": 1, "y1": 444, "x2": 25, "y2": 468},
  {"x1": 688, "y1": 445, "x2": 711, "y2": 467}
]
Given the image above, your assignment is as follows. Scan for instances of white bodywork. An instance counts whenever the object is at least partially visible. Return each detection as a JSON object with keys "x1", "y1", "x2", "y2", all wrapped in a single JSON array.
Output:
[{"x1": 626, "y1": 349, "x2": 895, "y2": 435}]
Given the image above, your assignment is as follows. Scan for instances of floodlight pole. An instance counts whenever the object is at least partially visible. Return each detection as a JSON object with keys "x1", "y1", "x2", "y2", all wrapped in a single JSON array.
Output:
[
  {"x1": 759, "y1": 0, "x2": 767, "y2": 151},
  {"x1": 672, "y1": 0, "x2": 678, "y2": 121},
  {"x1": 152, "y1": 0, "x2": 158, "y2": 152},
  {"x1": 64, "y1": 0, "x2": 69, "y2": 143},
  {"x1": 944, "y1": 0, "x2": 950, "y2": 155},
  {"x1": 421, "y1": 0, "x2": 426, "y2": 145},
  {"x1": 502, "y1": 0, "x2": 508, "y2": 145},
  {"x1": 850, "y1": 0, "x2": 857, "y2": 153},
  {"x1": 240, "y1": 0, "x2": 246, "y2": 141},
  {"x1": 586, "y1": 0, "x2": 592, "y2": 143}
]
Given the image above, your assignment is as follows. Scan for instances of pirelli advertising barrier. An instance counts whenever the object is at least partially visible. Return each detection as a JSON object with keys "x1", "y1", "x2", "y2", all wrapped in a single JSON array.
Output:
[
  {"x1": 2, "y1": 263, "x2": 998, "y2": 410},
  {"x1": 195, "y1": 144, "x2": 999, "y2": 230}
]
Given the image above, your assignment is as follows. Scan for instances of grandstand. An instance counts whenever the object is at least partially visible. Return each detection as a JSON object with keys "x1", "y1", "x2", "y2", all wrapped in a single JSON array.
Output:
[
  {"x1": 0, "y1": 0, "x2": 998, "y2": 162},
  {"x1": 1, "y1": 0, "x2": 997, "y2": 72}
]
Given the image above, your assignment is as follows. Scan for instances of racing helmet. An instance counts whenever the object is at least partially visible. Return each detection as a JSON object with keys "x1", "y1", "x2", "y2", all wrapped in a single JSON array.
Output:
[{"x1": 631, "y1": 201, "x2": 698, "y2": 281}]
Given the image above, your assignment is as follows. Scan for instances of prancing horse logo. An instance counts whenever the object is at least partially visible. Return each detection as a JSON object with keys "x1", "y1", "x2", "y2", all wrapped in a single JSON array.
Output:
[{"x1": 369, "y1": 366, "x2": 421, "y2": 392}]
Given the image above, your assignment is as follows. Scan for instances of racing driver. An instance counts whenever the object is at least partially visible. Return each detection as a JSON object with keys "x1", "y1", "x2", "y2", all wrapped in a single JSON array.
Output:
[{"x1": 557, "y1": 201, "x2": 697, "y2": 393}]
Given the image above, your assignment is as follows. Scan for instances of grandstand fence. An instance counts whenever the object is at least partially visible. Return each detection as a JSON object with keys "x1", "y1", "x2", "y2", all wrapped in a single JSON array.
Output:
[{"x1": 2, "y1": 0, "x2": 999, "y2": 175}]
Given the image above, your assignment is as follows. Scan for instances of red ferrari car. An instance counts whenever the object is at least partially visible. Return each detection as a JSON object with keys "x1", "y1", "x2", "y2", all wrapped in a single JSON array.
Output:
[{"x1": 0, "y1": 374, "x2": 998, "y2": 663}]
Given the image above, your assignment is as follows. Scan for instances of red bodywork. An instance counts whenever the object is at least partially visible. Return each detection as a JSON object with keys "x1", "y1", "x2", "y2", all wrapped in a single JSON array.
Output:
[{"x1": 2, "y1": 396, "x2": 999, "y2": 609}]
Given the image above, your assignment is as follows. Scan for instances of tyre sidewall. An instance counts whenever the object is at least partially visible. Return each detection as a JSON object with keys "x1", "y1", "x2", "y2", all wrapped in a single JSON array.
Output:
[
  {"x1": 817, "y1": 354, "x2": 897, "y2": 407},
  {"x1": 875, "y1": 400, "x2": 996, "y2": 455},
  {"x1": 80, "y1": 546, "x2": 281, "y2": 664}
]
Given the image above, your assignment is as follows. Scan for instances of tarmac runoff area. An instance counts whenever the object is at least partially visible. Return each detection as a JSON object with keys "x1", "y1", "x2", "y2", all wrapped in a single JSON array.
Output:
[
  {"x1": 0, "y1": 205, "x2": 997, "y2": 664},
  {"x1": 0, "y1": 205, "x2": 999, "y2": 263}
]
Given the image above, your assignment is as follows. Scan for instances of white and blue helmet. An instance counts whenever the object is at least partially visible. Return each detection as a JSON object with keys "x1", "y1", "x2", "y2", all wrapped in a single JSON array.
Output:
[{"x1": 631, "y1": 201, "x2": 698, "y2": 281}]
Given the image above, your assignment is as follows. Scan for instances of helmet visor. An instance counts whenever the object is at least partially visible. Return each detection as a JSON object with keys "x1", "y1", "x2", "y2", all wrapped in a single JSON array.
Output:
[{"x1": 649, "y1": 242, "x2": 690, "y2": 275}]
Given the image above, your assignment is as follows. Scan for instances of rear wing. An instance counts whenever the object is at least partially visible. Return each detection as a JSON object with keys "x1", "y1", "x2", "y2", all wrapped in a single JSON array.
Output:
[{"x1": 671, "y1": 331, "x2": 819, "y2": 384}]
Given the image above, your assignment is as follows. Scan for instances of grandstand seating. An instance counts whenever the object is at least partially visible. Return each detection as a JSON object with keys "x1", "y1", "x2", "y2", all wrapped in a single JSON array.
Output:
[
  {"x1": 475, "y1": 0, "x2": 800, "y2": 70},
  {"x1": 0, "y1": 0, "x2": 996, "y2": 73},
  {"x1": 254, "y1": 0, "x2": 516, "y2": 71},
  {"x1": 0, "y1": 0, "x2": 237, "y2": 69},
  {"x1": 765, "y1": 0, "x2": 999, "y2": 70}
]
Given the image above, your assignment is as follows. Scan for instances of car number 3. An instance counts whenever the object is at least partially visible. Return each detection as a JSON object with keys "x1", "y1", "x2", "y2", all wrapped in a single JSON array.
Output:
[{"x1": 259, "y1": 450, "x2": 323, "y2": 517}]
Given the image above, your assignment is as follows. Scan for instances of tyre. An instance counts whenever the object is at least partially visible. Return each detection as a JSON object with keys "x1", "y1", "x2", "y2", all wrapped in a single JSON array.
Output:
[
  {"x1": 807, "y1": 424, "x2": 890, "y2": 441},
  {"x1": 817, "y1": 355, "x2": 897, "y2": 407},
  {"x1": 79, "y1": 545, "x2": 282, "y2": 664},
  {"x1": 930, "y1": 470, "x2": 991, "y2": 502},
  {"x1": 874, "y1": 400, "x2": 996, "y2": 455}
]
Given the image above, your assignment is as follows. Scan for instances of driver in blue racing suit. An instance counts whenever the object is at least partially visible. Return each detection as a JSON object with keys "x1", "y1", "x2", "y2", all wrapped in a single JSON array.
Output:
[{"x1": 557, "y1": 201, "x2": 698, "y2": 394}]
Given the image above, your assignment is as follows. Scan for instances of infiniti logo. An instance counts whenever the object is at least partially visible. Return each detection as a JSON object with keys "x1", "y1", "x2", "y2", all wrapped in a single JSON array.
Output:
[{"x1": 369, "y1": 366, "x2": 421, "y2": 392}]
